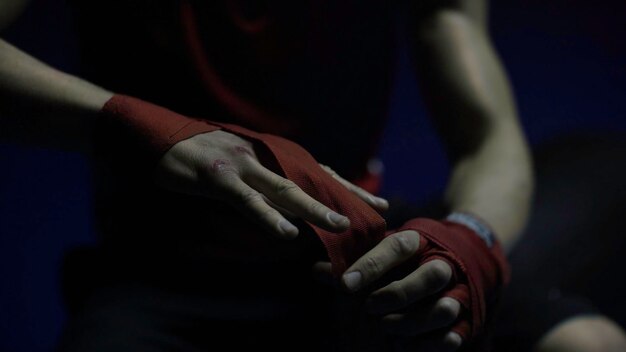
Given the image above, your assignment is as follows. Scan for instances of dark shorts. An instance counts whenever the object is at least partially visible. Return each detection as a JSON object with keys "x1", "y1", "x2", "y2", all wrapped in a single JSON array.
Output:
[{"x1": 57, "y1": 135, "x2": 626, "y2": 352}]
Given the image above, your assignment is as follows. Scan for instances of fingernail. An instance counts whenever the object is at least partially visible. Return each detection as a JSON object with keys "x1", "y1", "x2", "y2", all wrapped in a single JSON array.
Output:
[
  {"x1": 342, "y1": 271, "x2": 362, "y2": 292},
  {"x1": 278, "y1": 220, "x2": 298, "y2": 237},
  {"x1": 327, "y1": 212, "x2": 349, "y2": 227}
]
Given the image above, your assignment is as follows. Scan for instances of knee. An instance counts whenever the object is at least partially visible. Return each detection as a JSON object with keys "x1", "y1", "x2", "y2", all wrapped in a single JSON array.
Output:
[{"x1": 536, "y1": 315, "x2": 626, "y2": 352}]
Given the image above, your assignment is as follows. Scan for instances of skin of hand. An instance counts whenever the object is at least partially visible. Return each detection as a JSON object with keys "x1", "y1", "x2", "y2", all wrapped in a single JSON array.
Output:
[
  {"x1": 2, "y1": 12, "x2": 389, "y2": 241},
  {"x1": 315, "y1": 0, "x2": 532, "y2": 350},
  {"x1": 155, "y1": 129, "x2": 388, "y2": 239},
  {"x1": 313, "y1": 230, "x2": 462, "y2": 352}
]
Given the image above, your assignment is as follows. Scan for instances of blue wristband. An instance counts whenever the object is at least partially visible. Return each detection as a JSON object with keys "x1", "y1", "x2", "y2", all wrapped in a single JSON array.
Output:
[{"x1": 446, "y1": 212, "x2": 496, "y2": 248}]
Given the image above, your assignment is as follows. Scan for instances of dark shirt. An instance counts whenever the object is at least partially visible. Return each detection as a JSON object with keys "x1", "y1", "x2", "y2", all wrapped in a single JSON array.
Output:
[{"x1": 70, "y1": 0, "x2": 400, "y2": 265}]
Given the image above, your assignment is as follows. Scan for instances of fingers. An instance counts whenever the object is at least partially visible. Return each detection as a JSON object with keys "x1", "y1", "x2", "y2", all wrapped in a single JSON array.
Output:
[
  {"x1": 341, "y1": 230, "x2": 421, "y2": 292},
  {"x1": 244, "y1": 162, "x2": 351, "y2": 233},
  {"x1": 167, "y1": 132, "x2": 353, "y2": 239},
  {"x1": 260, "y1": 194, "x2": 296, "y2": 220},
  {"x1": 319, "y1": 164, "x2": 389, "y2": 211},
  {"x1": 381, "y1": 297, "x2": 461, "y2": 336},
  {"x1": 366, "y1": 259, "x2": 453, "y2": 314},
  {"x1": 221, "y1": 174, "x2": 300, "y2": 239}
]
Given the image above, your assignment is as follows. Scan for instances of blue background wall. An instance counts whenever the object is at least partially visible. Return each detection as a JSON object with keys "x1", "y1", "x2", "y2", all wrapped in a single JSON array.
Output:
[{"x1": 1, "y1": 0, "x2": 625, "y2": 350}]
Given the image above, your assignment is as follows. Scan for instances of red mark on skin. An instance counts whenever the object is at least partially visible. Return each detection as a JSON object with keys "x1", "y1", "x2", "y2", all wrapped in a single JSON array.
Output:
[
  {"x1": 211, "y1": 159, "x2": 232, "y2": 172},
  {"x1": 234, "y1": 145, "x2": 253, "y2": 157}
]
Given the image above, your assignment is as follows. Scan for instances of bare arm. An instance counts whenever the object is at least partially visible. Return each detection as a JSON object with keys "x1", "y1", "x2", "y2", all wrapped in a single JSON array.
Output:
[
  {"x1": 0, "y1": 0, "x2": 113, "y2": 150},
  {"x1": 411, "y1": 0, "x2": 533, "y2": 249},
  {"x1": 300, "y1": 2, "x2": 532, "y2": 348},
  {"x1": 325, "y1": 3, "x2": 533, "y2": 348},
  {"x1": 0, "y1": 38, "x2": 113, "y2": 151},
  {"x1": 0, "y1": 5, "x2": 386, "y2": 238}
]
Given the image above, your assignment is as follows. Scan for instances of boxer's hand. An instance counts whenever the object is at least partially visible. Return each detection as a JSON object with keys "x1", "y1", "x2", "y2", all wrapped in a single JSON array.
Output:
[
  {"x1": 313, "y1": 230, "x2": 462, "y2": 350},
  {"x1": 155, "y1": 130, "x2": 388, "y2": 239},
  {"x1": 345, "y1": 230, "x2": 462, "y2": 348},
  {"x1": 318, "y1": 164, "x2": 388, "y2": 212}
]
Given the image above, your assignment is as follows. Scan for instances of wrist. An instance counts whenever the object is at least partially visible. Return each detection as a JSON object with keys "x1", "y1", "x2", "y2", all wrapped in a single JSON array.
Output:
[
  {"x1": 95, "y1": 95, "x2": 221, "y2": 174},
  {"x1": 445, "y1": 211, "x2": 496, "y2": 248},
  {"x1": 99, "y1": 94, "x2": 220, "y2": 156},
  {"x1": 82, "y1": 85, "x2": 113, "y2": 113}
]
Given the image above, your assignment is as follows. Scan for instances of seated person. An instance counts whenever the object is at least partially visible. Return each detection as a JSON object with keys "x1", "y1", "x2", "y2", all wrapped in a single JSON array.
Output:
[{"x1": 1, "y1": 0, "x2": 625, "y2": 350}]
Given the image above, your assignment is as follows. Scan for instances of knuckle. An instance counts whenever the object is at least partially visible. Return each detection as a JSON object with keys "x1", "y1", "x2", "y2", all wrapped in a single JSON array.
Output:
[
  {"x1": 240, "y1": 190, "x2": 263, "y2": 207},
  {"x1": 207, "y1": 169, "x2": 237, "y2": 191},
  {"x1": 217, "y1": 167, "x2": 239, "y2": 179},
  {"x1": 425, "y1": 260, "x2": 452, "y2": 288},
  {"x1": 388, "y1": 232, "x2": 418, "y2": 257},
  {"x1": 364, "y1": 256, "x2": 383, "y2": 277},
  {"x1": 209, "y1": 160, "x2": 239, "y2": 178},
  {"x1": 387, "y1": 282, "x2": 409, "y2": 306},
  {"x1": 275, "y1": 179, "x2": 299, "y2": 196},
  {"x1": 308, "y1": 200, "x2": 326, "y2": 215}
]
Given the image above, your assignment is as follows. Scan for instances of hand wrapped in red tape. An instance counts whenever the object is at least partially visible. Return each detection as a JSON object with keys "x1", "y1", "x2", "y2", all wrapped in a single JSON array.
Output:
[
  {"x1": 331, "y1": 216, "x2": 510, "y2": 351},
  {"x1": 97, "y1": 94, "x2": 386, "y2": 245},
  {"x1": 397, "y1": 218, "x2": 509, "y2": 341}
]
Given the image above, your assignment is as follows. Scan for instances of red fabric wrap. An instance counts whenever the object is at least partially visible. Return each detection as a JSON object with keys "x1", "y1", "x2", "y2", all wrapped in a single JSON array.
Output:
[
  {"x1": 98, "y1": 95, "x2": 387, "y2": 275},
  {"x1": 395, "y1": 218, "x2": 510, "y2": 341},
  {"x1": 100, "y1": 95, "x2": 221, "y2": 162},
  {"x1": 99, "y1": 95, "x2": 509, "y2": 345},
  {"x1": 208, "y1": 122, "x2": 387, "y2": 275}
]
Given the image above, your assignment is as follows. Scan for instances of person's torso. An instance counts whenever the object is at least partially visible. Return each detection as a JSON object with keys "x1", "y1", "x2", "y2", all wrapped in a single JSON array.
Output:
[{"x1": 71, "y1": 0, "x2": 400, "y2": 264}]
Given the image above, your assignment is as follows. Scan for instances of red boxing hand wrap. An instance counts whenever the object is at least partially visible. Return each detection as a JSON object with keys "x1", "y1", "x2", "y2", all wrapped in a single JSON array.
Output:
[
  {"x1": 394, "y1": 218, "x2": 510, "y2": 343},
  {"x1": 100, "y1": 95, "x2": 221, "y2": 164},
  {"x1": 207, "y1": 122, "x2": 387, "y2": 275},
  {"x1": 98, "y1": 95, "x2": 507, "y2": 347},
  {"x1": 98, "y1": 94, "x2": 386, "y2": 275}
]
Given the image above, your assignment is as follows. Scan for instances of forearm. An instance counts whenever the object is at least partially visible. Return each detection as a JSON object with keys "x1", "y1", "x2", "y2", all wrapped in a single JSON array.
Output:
[
  {"x1": 0, "y1": 38, "x2": 112, "y2": 151},
  {"x1": 445, "y1": 122, "x2": 532, "y2": 250},
  {"x1": 412, "y1": 8, "x2": 533, "y2": 249}
]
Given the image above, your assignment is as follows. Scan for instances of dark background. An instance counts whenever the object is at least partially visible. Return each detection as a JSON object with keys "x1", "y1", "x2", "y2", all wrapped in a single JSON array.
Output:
[{"x1": 1, "y1": 0, "x2": 624, "y2": 350}]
